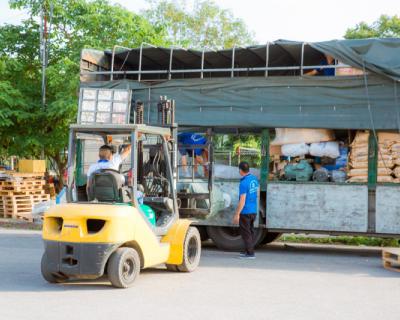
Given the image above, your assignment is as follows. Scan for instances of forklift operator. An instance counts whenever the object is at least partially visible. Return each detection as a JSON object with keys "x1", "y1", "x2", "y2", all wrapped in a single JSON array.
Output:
[{"x1": 87, "y1": 144, "x2": 132, "y2": 183}]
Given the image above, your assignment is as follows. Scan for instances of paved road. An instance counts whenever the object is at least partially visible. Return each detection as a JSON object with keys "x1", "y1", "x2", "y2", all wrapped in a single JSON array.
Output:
[{"x1": 0, "y1": 229, "x2": 399, "y2": 320}]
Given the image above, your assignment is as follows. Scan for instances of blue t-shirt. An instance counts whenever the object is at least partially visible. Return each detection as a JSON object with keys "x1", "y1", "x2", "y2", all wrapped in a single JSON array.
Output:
[
  {"x1": 239, "y1": 173, "x2": 259, "y2": 214},
  {"x1": 317, "y1": 59, "x2": 335, "y2": 76},
  {"x1": 178, "y1": 132, "x2": 207, "y2": 145}
]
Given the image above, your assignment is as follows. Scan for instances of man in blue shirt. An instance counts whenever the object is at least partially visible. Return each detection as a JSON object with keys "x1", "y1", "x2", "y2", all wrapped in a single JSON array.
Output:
[
  {"x1": 304, "y1": 54, "x2": 335, "y2": 76},
  {"x1": 178, "y1": 132, "x2": 209, "y2": 177},
  {"x1": 232, "y1": 161, "x2": 259, "y2": 259}
]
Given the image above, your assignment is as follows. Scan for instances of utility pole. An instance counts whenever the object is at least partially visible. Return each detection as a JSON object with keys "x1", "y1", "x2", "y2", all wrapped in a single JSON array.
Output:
[{"x1": 39, "y1": 3, "x2": 47, "y2": 109}]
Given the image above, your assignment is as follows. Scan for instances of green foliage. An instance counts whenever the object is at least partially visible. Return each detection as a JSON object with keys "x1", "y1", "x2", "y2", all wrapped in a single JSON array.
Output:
[
  {"x1": 345, "y1": 14, "x2": 400, "y2": 39},
  {"x1": 214, "y1": 134, "x2": 261, "y2": 167},
  {"x1": 282, "y1": 235, "x2": 400, "y2": 247},
  {"x1": 1, "y1": 0, "x2": 255, "y2": 180},
  {"x1": 144, "y1": 0, "x2": 255, "y2": 49},
  {"x1": 1, "y1": 0, "x2": 167, "y2": 180}
]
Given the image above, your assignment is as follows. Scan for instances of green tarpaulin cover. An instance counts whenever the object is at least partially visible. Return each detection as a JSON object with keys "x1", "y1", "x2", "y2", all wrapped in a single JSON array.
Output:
[{"x1": 83, "y1": 39, "x2": 400, "y2": 129}]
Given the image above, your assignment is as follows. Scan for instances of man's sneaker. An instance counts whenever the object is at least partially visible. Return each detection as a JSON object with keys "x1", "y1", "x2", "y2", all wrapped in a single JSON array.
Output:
[
  {"x1": 239, "y1": 254, "x2": 256, "y2": 260},
  {"x1": 239, "y1": 252, "x2": 247, "y2": 257}
]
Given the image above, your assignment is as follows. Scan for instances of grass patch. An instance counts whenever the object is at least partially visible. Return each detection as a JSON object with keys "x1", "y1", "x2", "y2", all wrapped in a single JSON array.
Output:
[{"x1": 281, "y1": 234, "x2": 400, "y2": 247}]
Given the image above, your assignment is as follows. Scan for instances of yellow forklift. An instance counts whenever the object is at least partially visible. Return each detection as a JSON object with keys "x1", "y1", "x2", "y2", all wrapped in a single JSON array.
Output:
[{"x1": 41, "y1": 91, "x2": 201, "y2": 288}]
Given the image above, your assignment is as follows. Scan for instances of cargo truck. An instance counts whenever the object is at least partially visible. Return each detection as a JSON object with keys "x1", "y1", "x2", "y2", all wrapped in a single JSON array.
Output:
[{"x1": 76, "y1": 39, "x2": 400, "y2": 250}]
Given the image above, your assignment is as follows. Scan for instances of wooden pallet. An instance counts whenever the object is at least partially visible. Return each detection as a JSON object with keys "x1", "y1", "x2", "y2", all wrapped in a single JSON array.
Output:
[
  {"x1": 0, "y1": 184, "x2": 45, "y2": 193},
  {"x1": 0, "y1": 189, "x2": 45, "y2": 196},
  {"x1": 382, "y1": 248, "x2": 400, "y2": 273},
  {"x1": 0, "y1": 172, "x2": 44, "y2": 180},
  {"x1": 0, "y1": 180, "x2": 45, "y2": 187}
]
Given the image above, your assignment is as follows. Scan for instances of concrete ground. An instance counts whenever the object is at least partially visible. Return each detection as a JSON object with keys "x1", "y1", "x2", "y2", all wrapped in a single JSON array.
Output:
[{"x1": 0, "y1": 228, "x2": 399, "y2": 320}]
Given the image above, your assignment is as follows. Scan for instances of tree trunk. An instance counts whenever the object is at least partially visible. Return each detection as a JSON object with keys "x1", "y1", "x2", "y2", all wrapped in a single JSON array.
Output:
[{"x1": 49, "y1": 153, "x2": 67, "y2": 193}]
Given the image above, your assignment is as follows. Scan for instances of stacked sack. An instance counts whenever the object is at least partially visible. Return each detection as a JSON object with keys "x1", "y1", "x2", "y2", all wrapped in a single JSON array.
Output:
[
  {"x1": 347, "y1": 131, "x2": 400, "y2": 183},
  {"x1": 347, "y1": 131, "x2": 370, "y2": 182},
  {"x1": 377, "y1": 132, "x2": 400, "y2": 183}
]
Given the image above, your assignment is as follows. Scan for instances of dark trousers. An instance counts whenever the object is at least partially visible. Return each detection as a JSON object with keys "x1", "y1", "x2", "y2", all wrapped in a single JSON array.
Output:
[{"x1": 239, "y1": 214, "x2": 256, "y2": 255}]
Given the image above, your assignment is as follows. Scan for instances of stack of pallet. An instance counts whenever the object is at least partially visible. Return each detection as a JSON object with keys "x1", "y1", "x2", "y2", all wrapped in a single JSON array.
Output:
[
  {"x1": 0, "y1": 172, "x2": 50, "y2": 221},
  {"x1": 382, "y1": 248, "x2": 400, "y2": 273}
]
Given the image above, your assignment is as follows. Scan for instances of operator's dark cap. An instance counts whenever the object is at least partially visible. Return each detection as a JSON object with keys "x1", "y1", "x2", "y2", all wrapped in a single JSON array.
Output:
[
  {"x1": 100, "y1": 145, "x2": 113, "y2": 152},
  {"x1": 239, "y1": 161, "x2": 250, "y2": 173}
]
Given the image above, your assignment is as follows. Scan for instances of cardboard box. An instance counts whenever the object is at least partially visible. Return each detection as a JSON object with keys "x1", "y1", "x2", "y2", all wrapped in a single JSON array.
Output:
[
  {"x1": 18, "y1": 159, "x2": 46, "y2": 173},
  {"x1": 336, "y1": 61, "x2": 364, "y2": 76},
  {"x1": 269, "y1": 145, "x2": 282, "y2": 156}
]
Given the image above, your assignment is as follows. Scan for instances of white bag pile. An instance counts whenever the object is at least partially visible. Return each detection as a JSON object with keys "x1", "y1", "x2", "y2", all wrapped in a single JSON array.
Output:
[
  {"x1": 309, "y1": 142, "x2": 340, "y2": 158},
  {"x1": 274, "y1": 128, "x2": 339, "y2": 159},
  {"x1": 271, "y1": 128, "x2": 335, "y2": 145},
  {"x1": 281, "y1": 143, "x2": 310, "y2": 157},
  {"x1": 281, "y1": 141, "x2": 340, "y2": 159}
]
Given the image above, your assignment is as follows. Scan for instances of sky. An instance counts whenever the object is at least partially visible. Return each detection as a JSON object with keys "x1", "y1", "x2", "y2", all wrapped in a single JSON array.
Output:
[{"x1": 0, "y1": 0, "x2": 399, "y2": 42}]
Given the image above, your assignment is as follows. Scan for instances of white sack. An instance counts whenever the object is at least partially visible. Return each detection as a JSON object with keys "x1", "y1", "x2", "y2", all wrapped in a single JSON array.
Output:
[
  {"x1": 271, "y1": 128, "x2": 335, "y2": 145},
  {"x1": 281, "y1": 143, "x2": 310, "y2": 157},
  {"x1": 213, "y1": 164, "x2": 260, "y2": 179},
  {"x1": 309, "y1": 142, "x2": 340, "y2": 158}
]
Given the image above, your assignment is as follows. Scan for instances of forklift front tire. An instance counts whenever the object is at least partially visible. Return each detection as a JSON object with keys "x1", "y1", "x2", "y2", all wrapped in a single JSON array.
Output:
[
  {"x1": 179, "y1": 227, "x2": 202, "y2": 272},
  {"x1": 166, "y1": 227, "x2": 201, "y2": 272},
  {"x1": 107, "y1": 247, "x2": 140, "y2": 288}
]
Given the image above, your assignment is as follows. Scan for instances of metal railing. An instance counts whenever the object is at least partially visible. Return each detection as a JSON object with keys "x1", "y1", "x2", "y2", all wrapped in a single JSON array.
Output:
[{"x1": 82, "y1": 42, "x2": 357, "y2": 82}]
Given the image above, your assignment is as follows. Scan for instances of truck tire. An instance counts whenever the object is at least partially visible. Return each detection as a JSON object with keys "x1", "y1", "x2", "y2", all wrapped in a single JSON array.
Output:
[
  {"x1": 259, "y1": 232, "x2": 282, "y2": 245},
  {"x1": 196, "y1": 226, "x2": 210, "y2": 242},
  {"x1": 107, "y1": 247, "x2": 140, "y2": 288},
  {"x1": 206, "y1": 226, "x2": 266, "y2": 251},
  {"x1": 41, "y1": 253, "x2": 67, "y2": 284},
  {"x1": 167, "y1": 227, "x2": 201, "y2": 272}
]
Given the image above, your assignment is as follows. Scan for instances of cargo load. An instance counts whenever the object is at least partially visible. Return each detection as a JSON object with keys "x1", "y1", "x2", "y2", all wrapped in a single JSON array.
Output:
[{"x1": 271, "y1": 128, "x2": 335, "y2": 146}]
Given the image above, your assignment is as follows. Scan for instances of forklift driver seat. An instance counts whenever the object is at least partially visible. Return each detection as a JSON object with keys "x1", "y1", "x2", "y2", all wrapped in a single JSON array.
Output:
[{"x1": 88, "y1": 169, "x2": 131, "y2": 203}]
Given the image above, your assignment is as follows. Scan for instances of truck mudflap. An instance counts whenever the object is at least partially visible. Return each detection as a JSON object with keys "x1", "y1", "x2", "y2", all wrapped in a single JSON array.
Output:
[{"x1": 43, "y1": 240, "x2": 120, "y2": 278}]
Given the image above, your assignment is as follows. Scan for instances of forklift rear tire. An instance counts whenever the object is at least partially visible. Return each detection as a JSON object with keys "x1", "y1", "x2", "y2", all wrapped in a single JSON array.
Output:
[
  {"x1": 206, "y1": 226, "x2": 266, "y2": 251},
  {"x1": 166, "y1": 227, "x2": 201, "y2": 272},
  {"x1": 107, "y1": 247, "x2": 140, "y2": 288},
  {"x1": 41, "y1": 253, "x2": 67, "y2": 284}
]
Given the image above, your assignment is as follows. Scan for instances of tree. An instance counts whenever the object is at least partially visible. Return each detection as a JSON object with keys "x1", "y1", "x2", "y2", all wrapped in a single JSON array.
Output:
[
  {"x1": 345, "y1": 14, "x2": 400, "y2": 39},
  {"x1": 0, "y1": 0, "x2": 256, "y2": 184},
  {"x1": 0, "y1": 0, "x2": 167, "y2": 183},
  {"x1": 143, "y1": 0, "x2": 255, "y2": 49}
]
